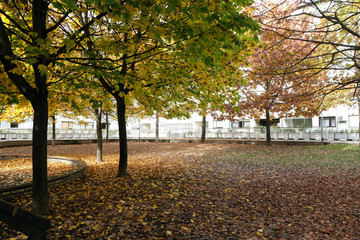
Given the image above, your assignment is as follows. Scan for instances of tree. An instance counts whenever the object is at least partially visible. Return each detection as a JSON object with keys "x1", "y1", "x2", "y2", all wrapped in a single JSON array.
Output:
[
  {"x1": 103, "y1": 109, "x2": 114, "y2": 142},
  {"x1": 95, "y1": 106, "x2": 103, "y2": 163},
  {"x1": 63, "y1": 73, "x2": 114, "y2": 163},
  {"x1": 221, "y1": 2, "x2": 329, "y2": 145},
  {"x1": 47, "y1": 67, "x2": 92, "y2": 146},
  {"x1": 0, "y1": 1, "x2": 53, "y2": 214},
  {"x1": 257, "y1": 0, "x2": 360, "y2": 143},
  {"x1": 187, "y1": 73, "x2": 243, "y2": 144},
  {"x1": 78, "y1": 0, "x2": 259, "y2": 176},
  {"x1": 0, "y1": 0, "x2": 117, "y2": 215},
  {"x1": 89, "y1": 92, "x2": 115, "y2": 163}
]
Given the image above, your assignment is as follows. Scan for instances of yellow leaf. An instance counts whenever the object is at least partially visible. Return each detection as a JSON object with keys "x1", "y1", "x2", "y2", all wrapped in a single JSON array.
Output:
[
  {"x1": 256, "y1": 229, "x2": 263, "y2": 236},
  {"x1": 9, "y1": 68, "x2": 23, "y2": 75},
  {"x1": 181, "y1": 226, "x2": 190, "y2": 232},
  {"x1": 38, "y1": 64, "x2": 48, "y2": 76}
]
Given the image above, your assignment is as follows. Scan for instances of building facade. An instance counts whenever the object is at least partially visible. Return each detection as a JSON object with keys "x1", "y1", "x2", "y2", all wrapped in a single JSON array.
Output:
[{"x1": 0, "y1": 103, "x2": 359, "y2": 141}]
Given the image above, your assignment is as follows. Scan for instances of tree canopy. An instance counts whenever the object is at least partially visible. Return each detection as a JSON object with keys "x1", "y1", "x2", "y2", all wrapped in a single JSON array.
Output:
[
  {"x1": 0, "y1": 0, "x2": 259, "y2": 214},
  {"x1": 258, "y1": 0, "x2": 360, "y2": 91}
]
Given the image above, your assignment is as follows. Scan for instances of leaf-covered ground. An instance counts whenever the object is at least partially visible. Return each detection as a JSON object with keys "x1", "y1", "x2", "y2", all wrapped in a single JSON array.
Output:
[
  {"x1": 1, "y1": 142, "x2": 360, "y2": 239},
  {"x1": 0, "y1": 157, "x2": 74, "y2": 187}
]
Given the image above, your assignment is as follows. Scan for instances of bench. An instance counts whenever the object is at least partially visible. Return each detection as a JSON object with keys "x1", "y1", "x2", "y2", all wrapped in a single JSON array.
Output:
[{"x1": 0, "y1": 199, "x2": 51, "y2": 240}]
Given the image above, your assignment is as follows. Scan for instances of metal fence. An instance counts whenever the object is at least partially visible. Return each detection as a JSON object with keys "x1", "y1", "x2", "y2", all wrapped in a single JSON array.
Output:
[
  {"x1": 128, "y1": 128, "x2": 359, "y2": 141},
  {"x1": 1, "y1": 127, "x2": 358, "y2": 142}
]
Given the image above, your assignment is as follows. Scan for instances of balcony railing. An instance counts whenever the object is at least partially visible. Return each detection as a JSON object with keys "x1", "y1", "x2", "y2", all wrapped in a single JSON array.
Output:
[{"x1": 0, "y1": 127, "x2": 358, "y2": 142}]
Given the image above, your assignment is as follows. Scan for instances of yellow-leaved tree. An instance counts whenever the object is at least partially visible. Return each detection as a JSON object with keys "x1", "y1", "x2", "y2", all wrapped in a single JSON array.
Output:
[{"x1": 76, "y1": 0, "x2": 260, "y2": 177}]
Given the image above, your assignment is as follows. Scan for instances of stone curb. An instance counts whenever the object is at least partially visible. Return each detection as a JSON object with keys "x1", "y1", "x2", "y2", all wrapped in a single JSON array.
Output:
[{"x1": 0, "y1": 157, "x2": 86, "y2": 197}]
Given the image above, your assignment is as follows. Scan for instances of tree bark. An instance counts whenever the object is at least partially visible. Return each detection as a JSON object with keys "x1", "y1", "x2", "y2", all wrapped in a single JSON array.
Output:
[
  {"x1": 265, "y1": 107, "x2": 271, "y2": 146},
  {"x1": 201, "y1": 115, "x2": 206, "y2": 143},
  {"x1": 105, "y1": 110, "x2": 109, "y2": 142},
  {"x1": 116, "y1": 96, "x2": 128, "y2": 177},
  {"x1": 31, "y1": 100, "x2": 49, "y2": 215},
  {"x1": 96, "y1": 106, "x2": 103, "y2": 163},
  {"x1": 51, "y1": 115, "x2": 56, "y2": 146},
  {"x1": 31, "y1": 0, "x2": 50, "y2": 215},
  {"x1": 357, "y1": 86, "x2": 360, "y2": 147},
  {"x1": 155, "y1": 113, "x2": 159, "y2": 142}
]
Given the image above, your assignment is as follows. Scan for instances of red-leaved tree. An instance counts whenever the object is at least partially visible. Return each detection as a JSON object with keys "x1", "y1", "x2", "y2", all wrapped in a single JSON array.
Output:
[{"x1": 220, "y1": 1, "x2": 329, "y2": 145}]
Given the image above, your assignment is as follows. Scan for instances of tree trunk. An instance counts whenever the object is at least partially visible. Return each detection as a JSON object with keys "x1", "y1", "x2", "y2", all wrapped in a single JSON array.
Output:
[
  {"x1": 355, "y1": 61, "x2": 360, "y2": 147},
  {"x1": 320, "y1": 112, "x2": 324, "y2": 145},
  {"x1": 138, "y1": 120, "x2": 141, "y2": 142},
  {"x1": 201, "y1": 115, "x2": 206, "y2": 143},
  {"x1": 96, "y1": 106, "x2": 103, "y2": 163},
  {"x1": 105, "y1": 111, "x2": 109, "y2": 142},
  {"x1": 51, "y1": 115, "x2": 56, "y2": 146},
  {"x1": 31, "y1": 98, "x2": 49, "y2": 215},
  {"x1": 116, "y1": 96, "x2": 128, "y2": 177},
  {"x1": 0, "y1": 1, "x2": 50, "y2": 215},
  {"x1": 358, "y1": 87, "x2": 360, "y2": 147},
  {"x1": 265, "y1": 107, "x2": 271, "y2": 146},
  {"x1": 155, "y1": 113, "x2": 159, "y2": 142}
]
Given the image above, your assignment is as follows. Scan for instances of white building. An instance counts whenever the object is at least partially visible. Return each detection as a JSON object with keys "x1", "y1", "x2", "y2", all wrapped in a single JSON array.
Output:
[
  {"x1": 0, "y1": 103, "x2": 359, "y2": 141},
  {"x1": 131, "y1": 103, "x2": 359, "y2": 133}
]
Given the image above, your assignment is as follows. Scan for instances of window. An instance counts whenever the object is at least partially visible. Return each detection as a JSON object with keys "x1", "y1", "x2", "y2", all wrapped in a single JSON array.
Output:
[
  {"x1": 259, "y1": 118, "x2": 280, "y2": 126},
  {"x1": 231, "y1": 121, "x2": 250, "y2": 128},
  {"x1": 10, "y1": 122, "x2": 18, "y2": 128},
  {"x1": 195, "y1": 121, "x2": 208, "y2": 128},
  {"x1": 293, "y1": 118, "x2": 312, "y2": 128},
  {"x1": 85, "y1": 122, "x2": 94, "y2": 129},
  {"x1": 214, "y1": 121, "x2": 225, "y2": 129},
  {"x1": 141, "y1": 123, "x2": 151, "y2": 130},
  {"x1": 79, "y1": 122, "x2": 94, "y2": 130},
  {"x1": 320, "y1": 116, "x2": 336, "y2": 127},
  {"x1": 61, "y1": 121, "x2": 74, "y2": 129},
  {"x1": 231, "y1": 122, "x2": 239, "y2": 128},
  {"x1": 240, "y1": 121, "x2": 250, "y2": 128}
]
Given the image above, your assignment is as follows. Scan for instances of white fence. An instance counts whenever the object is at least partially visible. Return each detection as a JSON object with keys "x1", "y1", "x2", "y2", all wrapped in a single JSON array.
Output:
[
  {"x1": 128, "y1": 128, "x2": 359, "y2": 141},
  {"x1": 0, "y1": 128, "x2": 358, "y2": 142}
]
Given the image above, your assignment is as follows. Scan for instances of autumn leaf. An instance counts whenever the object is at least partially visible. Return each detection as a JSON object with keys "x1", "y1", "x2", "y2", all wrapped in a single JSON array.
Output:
[{"x1": 1, "y1": 142, "x2": 360, "y2": 239}]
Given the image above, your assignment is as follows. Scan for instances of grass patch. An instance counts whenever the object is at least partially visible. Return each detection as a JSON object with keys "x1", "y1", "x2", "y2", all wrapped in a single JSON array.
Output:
[{"x1": 206, "y1": 143, "x2": 360, "y2": 172}]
